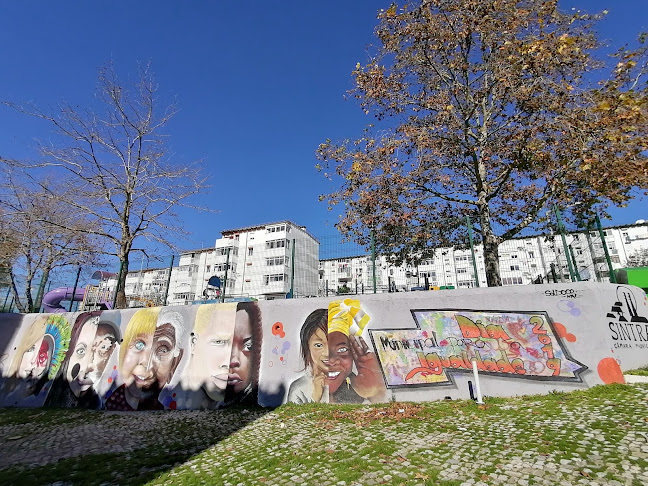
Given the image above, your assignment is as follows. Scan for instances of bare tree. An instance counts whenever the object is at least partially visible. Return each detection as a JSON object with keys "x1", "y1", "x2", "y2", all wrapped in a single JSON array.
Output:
[
  {"x1": 2, "y1": 63, "x2": 211, "y2": 308},
  {"x1": 0, "y1": 170, "x2": 103, "y2": 312}
]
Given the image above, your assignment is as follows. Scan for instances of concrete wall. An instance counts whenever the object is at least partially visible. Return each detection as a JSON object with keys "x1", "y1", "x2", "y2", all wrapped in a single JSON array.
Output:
[{"x1": 0, "y1": 283, "x2": 646, "y2": 410}]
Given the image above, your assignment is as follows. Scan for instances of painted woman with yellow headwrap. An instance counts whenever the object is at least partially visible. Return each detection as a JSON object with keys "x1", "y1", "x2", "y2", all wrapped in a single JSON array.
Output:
[{"x1": 327, "y1": 299, "x2": 386, "y2": 404}]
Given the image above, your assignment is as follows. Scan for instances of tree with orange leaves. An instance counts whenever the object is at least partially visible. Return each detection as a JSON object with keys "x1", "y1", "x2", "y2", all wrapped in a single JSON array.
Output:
[{"x1": 317, "y1": 0, "x2": 647, "y2": 286}]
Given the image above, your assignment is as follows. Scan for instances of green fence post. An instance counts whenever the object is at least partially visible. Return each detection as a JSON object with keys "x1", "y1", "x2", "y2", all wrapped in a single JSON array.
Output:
[
  {"x1": 554, "y1": 205, "x2": 577, "y2": 282},
  {"x1": 466, "y1": 215, "x2": 480, "y2": 287},
  {"x1": 569, "y1": 245, "x2": 581, "y2": 281},
  {"x1": 595, "y1": 214, "x2": 617, "y2": 283},
  {"x1": 2, "y1": 287, "x2": 10, "y2": 311},
  {"x1": 68, "y1": 266, "x2": 82, "y2": 312},
  {"x1": 163, "y1": 255, "x2": 175, "y2": 306},
  {"x1": 288, "y1": 239, "x2": 296, "y2": 298}
]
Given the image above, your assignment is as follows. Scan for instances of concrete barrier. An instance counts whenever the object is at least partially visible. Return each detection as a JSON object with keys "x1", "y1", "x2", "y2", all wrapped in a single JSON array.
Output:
[{"x1": 0, "y1": 282, "x2": 645, "y2": 409}]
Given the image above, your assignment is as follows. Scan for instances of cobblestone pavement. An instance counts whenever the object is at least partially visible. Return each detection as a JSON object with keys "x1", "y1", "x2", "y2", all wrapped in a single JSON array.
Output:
[{"x1": 1, "y1": 384, "x2": 647, "y2": 485}]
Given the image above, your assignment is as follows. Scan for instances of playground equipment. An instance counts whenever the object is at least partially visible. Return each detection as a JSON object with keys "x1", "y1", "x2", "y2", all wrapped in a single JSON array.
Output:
[
  {"x1": 615, "y1": 267, "x2": 648, "y2": 293},
  {"x1": 42, "y1": 271, "x2": 115, "y2": 313}
]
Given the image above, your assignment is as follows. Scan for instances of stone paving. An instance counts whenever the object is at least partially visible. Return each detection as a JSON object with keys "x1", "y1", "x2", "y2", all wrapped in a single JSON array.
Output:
[{"x1": 0, "y1": 384, "x2": 647, "y2": 485}]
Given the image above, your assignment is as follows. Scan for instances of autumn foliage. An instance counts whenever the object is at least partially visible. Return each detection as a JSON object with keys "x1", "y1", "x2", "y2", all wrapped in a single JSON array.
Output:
[{"x1": 317, "y1": 0, "x2": 648, "y2": 286}]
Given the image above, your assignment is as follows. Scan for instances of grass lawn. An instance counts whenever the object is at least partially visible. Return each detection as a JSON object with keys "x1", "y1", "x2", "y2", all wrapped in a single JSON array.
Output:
[{"x1": 1, "y1": 384, "x2": 647, "y2": 486}]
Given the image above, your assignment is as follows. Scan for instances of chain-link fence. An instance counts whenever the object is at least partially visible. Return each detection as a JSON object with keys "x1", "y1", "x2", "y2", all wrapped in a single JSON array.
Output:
[{"x1": 3, "y1": 216, "x2": 646, "y2": 312}]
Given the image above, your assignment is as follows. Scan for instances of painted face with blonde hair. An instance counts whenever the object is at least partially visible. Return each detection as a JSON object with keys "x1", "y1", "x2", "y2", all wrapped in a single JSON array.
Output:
[{"x1": 120, "y1": 309, "x2": 183, "y2": 400}]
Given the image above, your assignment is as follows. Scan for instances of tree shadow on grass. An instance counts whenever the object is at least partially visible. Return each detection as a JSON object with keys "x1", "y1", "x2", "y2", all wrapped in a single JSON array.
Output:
[{"x1": 0, "y1": 403, "x2": 277, "y2": 486}]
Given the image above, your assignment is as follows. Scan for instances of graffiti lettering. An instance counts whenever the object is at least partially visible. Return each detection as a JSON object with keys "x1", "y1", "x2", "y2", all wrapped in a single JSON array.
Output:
[
  {"x1": 609, "y1": 322, "x2": 648, "y2": 342},
  {"x1": 456, "y1": 315, "x2": 511, "y2": 341},
  {"x1": 544, "y1": 289, "x2": 577, "y2": 297},
  {"x1": 379, "y1": 336, "x2": 438, "y2": 351},
  {"x1": 370, "y1": 310, "x2": 587, "y2": 388}
]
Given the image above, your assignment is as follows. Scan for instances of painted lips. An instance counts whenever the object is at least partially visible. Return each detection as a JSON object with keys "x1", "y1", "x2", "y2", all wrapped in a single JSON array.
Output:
[
  {"x1": 210, "y1": 374, "x2": 229, "y2": 388},
  {"x1": 227, "y1": 373, "x2": 242, "y2": 386},
  {"x1": 133, "y1": 374, "x2": 155, "y2": 387}
]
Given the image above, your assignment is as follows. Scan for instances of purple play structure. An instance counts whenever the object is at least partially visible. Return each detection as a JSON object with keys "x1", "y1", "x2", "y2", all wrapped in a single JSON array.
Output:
[{"x1": 42, "y1": 271, "x2": 115, "y2": 313}]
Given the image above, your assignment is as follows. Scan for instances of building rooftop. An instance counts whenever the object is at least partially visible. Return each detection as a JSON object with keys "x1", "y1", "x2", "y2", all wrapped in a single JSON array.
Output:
[{"x1": 220, "y1": 220, "x2": 319, "y2": 243}]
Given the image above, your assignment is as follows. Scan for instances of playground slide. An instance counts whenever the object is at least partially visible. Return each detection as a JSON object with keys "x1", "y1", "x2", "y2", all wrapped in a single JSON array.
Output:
[{"x1": 42, "y1": 287, "x2": 112, "y2": 313}]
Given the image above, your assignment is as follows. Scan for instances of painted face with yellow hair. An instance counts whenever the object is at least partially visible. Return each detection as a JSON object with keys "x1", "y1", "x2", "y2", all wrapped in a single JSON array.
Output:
[{"x1": 120, "y1": 309, "x2": 182, "y2": 399}]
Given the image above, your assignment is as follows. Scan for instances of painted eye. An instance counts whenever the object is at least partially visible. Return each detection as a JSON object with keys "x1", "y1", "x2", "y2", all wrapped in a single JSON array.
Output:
[
  {"x1": 313, "y1": 343, "x2": 323, "y2": 349},
  {"x1": 134, "y1": 340, "x2": 146, "y2": 351},
  {"x1": 211, "y1": 339, "x2": 227, "y2": 346},
  {"x1": 243, "y1": 340, "x2": 253, "y2": 352},
  {"x1": 75, "y1": 347, "x2": 86, "y2": 357},
  {"x1": 156, "y1": 345, "x2": 170, "y2": 355},
  {"x1": 338, "y1": 346, "x2": 348, "y2": 353},
  {"x1": 27, "y1": 345, "x2": 36, "y2": 353}
]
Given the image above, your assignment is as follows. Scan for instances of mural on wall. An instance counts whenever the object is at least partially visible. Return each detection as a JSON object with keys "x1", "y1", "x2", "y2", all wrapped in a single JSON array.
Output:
[
  {"x1": 1, "y1": 283, "x2": 646, "y2": 410},
  {"x1": 369, "y1": 309, "x2": 588, "y2": 388},
  {"x1": 45, "y1": 311, "x2": 121, "y2": 408},
  {"x1": 284, "y1": 299, "x2": 387, "y2": 405},
  {"x1": 0, "y1": 314, "x2": 71, "y2": 407},
  {"x1": 606, "y1": 286, "x2": 648, "y2": 350},
  {"x1": 159, "y1": 301, "x2": 263, "y2": 410}
]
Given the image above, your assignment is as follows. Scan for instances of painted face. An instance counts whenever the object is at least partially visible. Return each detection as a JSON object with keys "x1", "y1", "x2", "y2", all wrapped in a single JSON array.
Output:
[
  {"x1": 67, "y1": 320, "x2": 118, "y2": 397},
  {"x1": 66, "y1": 319, "x2": 99, "y2": 396},
  {"x1": 227, "y1": 310, "x2": 254, "y2": 395},
  {"x1": 308, "y1": 328, "x2": 329, "y2": 377},
  {"x1": 327, "y1": 331, "x2": 353, "y2": 394},
  {"x1": 90, "y1": 324, "x2": 118, "y2": 380},
  {"x1": 121, "y1": 323, "x2": 177, "y2": 398},
  {"x1": 18, "y1": 336, "x2": 51, "y2": 382},
  {"x1": 191, "y1": 310, "x2": 236, "y2": 400}
]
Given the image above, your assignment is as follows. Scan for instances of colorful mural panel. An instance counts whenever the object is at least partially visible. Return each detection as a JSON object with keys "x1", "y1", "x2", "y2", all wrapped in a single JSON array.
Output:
[
  {"x1": 370, "y1": 310, "x2": 588, "y2": 388},
  {"x1": 0, "y1": 282, "x2": 645, "y2": 410},
  {"x1": 0, "y1": 314, "x2": 71, "y2": 407}
]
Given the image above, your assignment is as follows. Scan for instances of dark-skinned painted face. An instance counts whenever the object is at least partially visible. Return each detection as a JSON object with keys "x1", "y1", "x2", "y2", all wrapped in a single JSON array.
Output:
[
  {"x1": 327, "y1": 331, "x2": 353, "y2": 394},
  {"x1": 227, "y1": 310, "x2": 253, "y2": 394}
]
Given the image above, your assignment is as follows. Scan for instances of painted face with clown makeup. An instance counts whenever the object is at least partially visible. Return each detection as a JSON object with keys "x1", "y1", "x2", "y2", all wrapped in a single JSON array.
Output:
[{"x1": 66, "y1": 317, "x2": 118, "y2": 397}]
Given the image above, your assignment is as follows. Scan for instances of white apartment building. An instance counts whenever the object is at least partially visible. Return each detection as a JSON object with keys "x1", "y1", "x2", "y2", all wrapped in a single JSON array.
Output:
[
  {"x1": 123, "y1": 267, "x2": 172, "y2": 307},
  {"x1": 318, "y1": 220, "x2": 648, "y2": 294},
  {"x1": 111, "y1": 220, "x2": 647, "y2": 304},
  {"x1": 165, "y1": 221, "x2": 319, "y2": 305}
]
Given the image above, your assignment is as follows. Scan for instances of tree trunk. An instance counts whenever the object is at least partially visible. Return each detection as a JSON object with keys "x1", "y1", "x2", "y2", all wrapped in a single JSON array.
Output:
[
  {"x1": 9, "y1": 268, "x2": 27, "y2": 313},
  {"x1": 32, "y1": 267, "x2": 51, "y2": 312},
  {"x1": 478, "y1": 205, "x2": 502, "y2": 287},
  {"x1": 115, "y1": 256, "x2": 129, "y2": 309},
  {"x1": 483, "y1": 236, "x2": 501, "y2": 287}
]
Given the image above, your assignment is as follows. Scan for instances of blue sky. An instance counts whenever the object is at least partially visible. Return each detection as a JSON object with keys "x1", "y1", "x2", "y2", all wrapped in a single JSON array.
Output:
[{"x1": 1, "y1": 0, "x2": 646, "y2": 254}]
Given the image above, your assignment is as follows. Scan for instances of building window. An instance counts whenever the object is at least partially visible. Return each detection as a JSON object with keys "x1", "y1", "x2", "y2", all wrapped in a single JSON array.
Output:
[
  {"x1": 263, "y1": 273, "x2": 286, "y2": 285},
  {"x1": 266, "y1": 256, "x2": 287, "y2": 266},
  {"x1": 248, "y1": 247, "x2": 254, "y2": 256},
  {"x1": 510, "y1": 265, "x2": 520, "y2": 271},
  {"x1": 214, "y1": 263, "x2": 236, "y2": 272},
  {"x1": 266, "y1": 224, "x2": 286, "y2": 233},
  {"x1": 266, "y1": 239, "x2": 289, "y2": 249}
]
